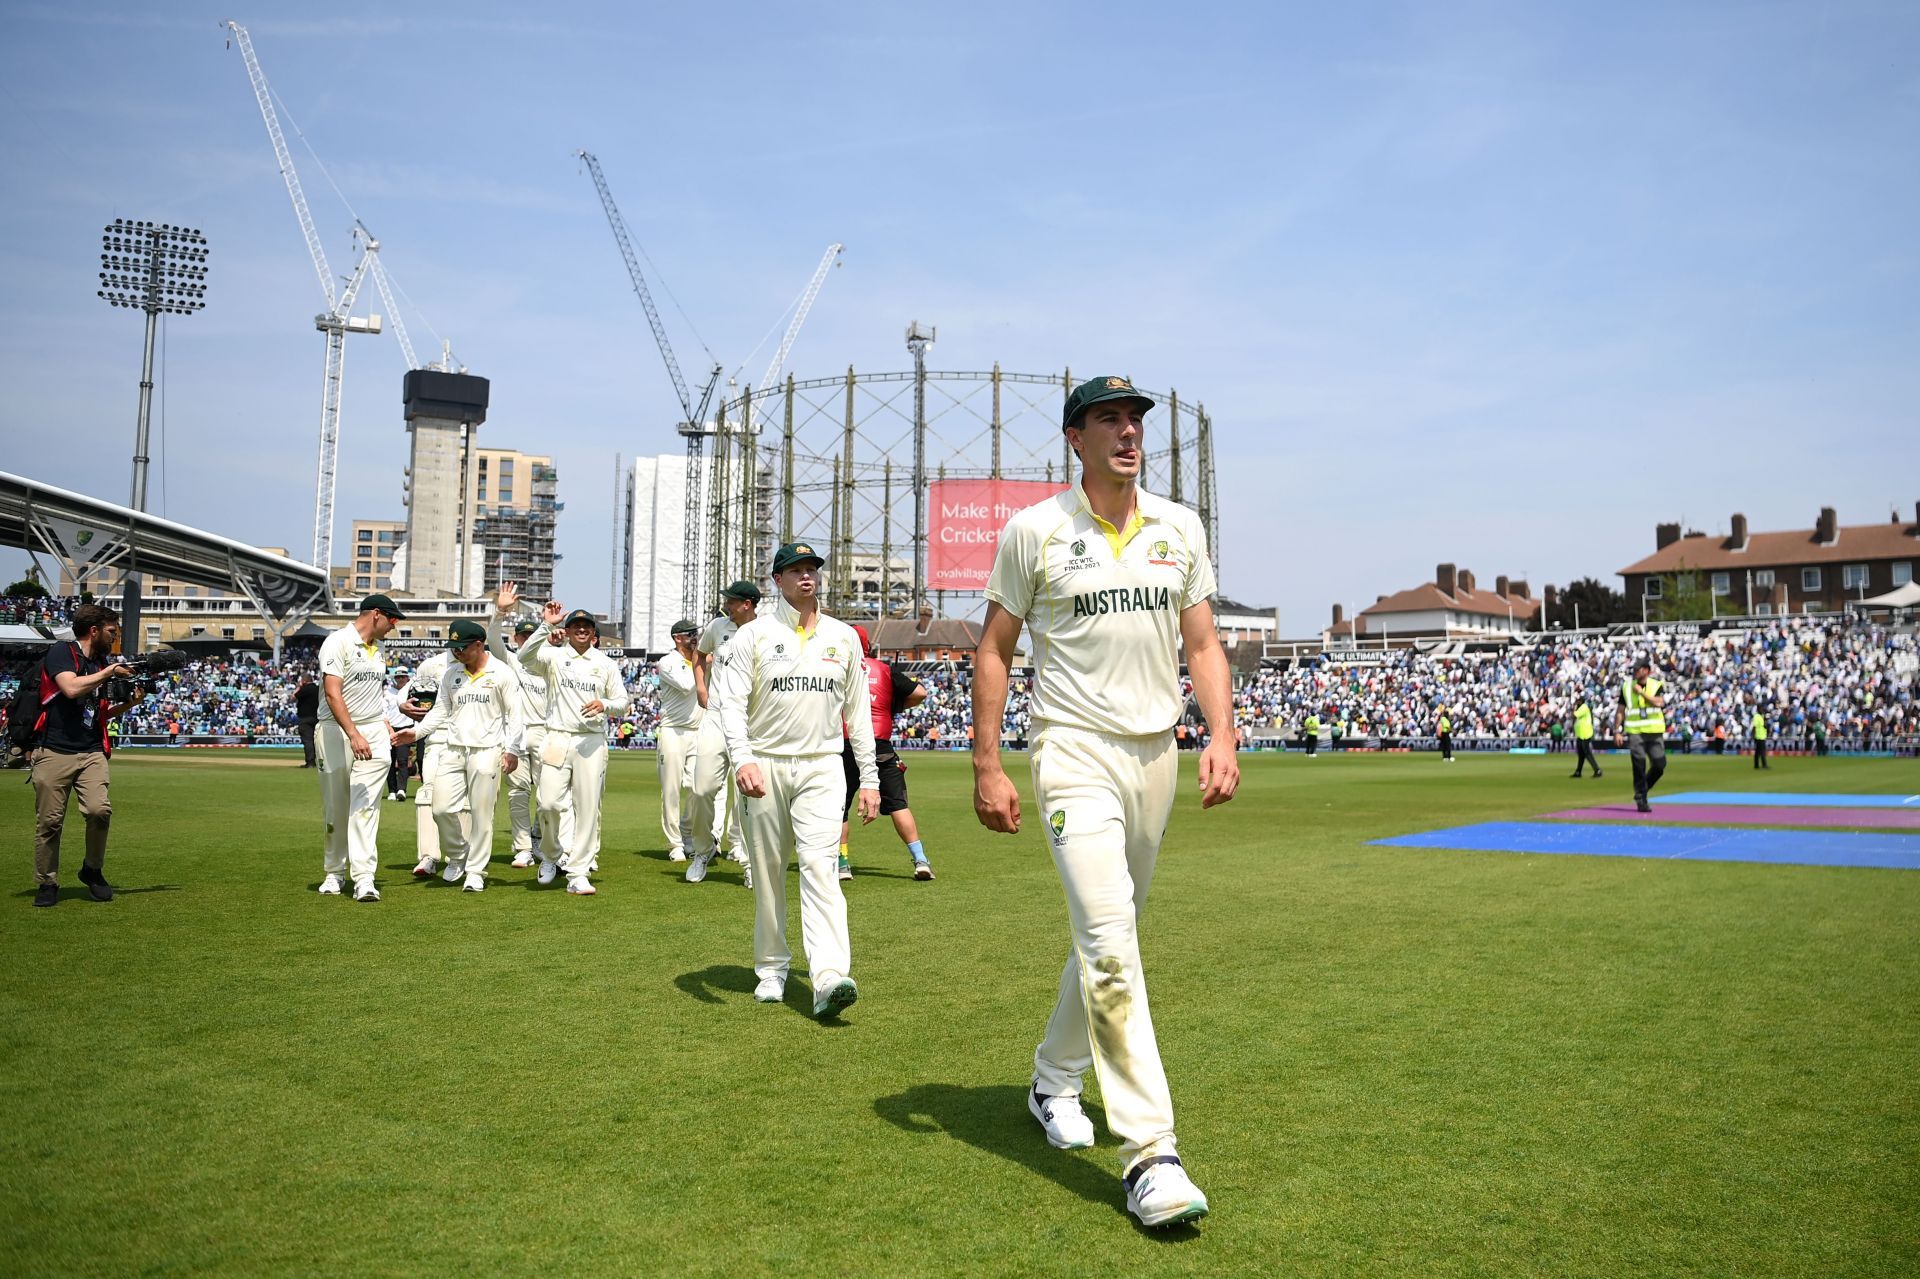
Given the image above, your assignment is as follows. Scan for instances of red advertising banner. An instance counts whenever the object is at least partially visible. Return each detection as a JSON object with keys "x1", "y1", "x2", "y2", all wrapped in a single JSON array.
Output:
[{"x1": 926, "y1": 478, "x2": 1064, "y2": 590}]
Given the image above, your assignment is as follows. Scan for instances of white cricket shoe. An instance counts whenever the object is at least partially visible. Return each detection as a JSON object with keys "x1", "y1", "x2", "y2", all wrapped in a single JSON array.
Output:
[
  {"x1": 566, "y1": 876, "x2": 596, "y2": 896},
  {"x1": 462, "y1": 873, "x2": 485, "y2": 893},
  {"x1": 741, "y1": 861, "x2": 754, "y2": 891},
  {"x1": 668, "y1": 850, "x2": 688, "y2": 863},
  {"x1": 317, "y1": 874, "x2": 344, "y2": 896},
  {"x1": 727, "y1": 848, "x2": 748, "y2": 866},
  {"x1": 1028, "y1": 1088, "x2": 1095, "y2": 1150},
  {"x1": 510, "y1": 851, "x2": 535, "y2": 868},
  {"x1": 536, "y1": 858, "x2": 559, "y2": 886},
  {"x1": 813, "y1": 977, "x2": 858, "y2": 1018},
  {"x1": 753, "y1": 977, "x2": 785, "y2": 1003},
  {"x1": 441, "y1": 862, "x2": 463, "y2": 884},
  {"x1": 1125, "y1": 1159, "x2": 1208, "y2": 1228},
  {"x1": 411, "y1": 856, "x2": 436, "y2": 878},
  {"x1": 352, "y1": 880, "x2": 380, "y2": 903},
  {"x1": 685, "y1": 851, "x2": 712, "y2": 884}
]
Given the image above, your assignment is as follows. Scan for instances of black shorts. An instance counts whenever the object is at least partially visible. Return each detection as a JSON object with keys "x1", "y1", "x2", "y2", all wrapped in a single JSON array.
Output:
[{"x1": 842, "y1": 738, "x2": 910, "y2": 815}]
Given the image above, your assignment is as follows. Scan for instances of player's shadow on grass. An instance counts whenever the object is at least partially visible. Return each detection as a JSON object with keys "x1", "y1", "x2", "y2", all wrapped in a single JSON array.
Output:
[
  {"x1": 675, "y1": 964, "x2": 757, "y2": 1004},
  {"x1": 873, "y1": 1083, "x2": 1197, "y2": 1237},
  {"x1": 15, "y1": 884, "x2": 182, "y2": 901}
]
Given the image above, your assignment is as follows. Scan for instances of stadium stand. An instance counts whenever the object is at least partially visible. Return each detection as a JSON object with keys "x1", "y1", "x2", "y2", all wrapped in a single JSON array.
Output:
[{"x1": 1, "y1": 612, "x2": 1910, "y2": 753}]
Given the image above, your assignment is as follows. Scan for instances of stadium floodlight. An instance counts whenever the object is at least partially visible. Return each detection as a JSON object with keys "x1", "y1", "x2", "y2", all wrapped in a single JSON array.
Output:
[
  {"x1": 96, "y1": 218, "x2": 211, "y2": 651},
  {"x1": 97, "y1": 219, "x2": 211, "y2": 512}
]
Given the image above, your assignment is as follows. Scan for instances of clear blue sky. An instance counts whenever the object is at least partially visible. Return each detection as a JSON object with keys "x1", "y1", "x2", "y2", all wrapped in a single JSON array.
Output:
[{"x1": 2, "y1": 2, "x2": 1914, "y2": 632}]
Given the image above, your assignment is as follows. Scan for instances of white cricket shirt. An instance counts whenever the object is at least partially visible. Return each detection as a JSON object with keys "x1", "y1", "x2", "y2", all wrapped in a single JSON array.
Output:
[
  {"x1": 985, "y1": 480, "x2": 1216, "y2": 737},
  {"x1": 655, "y1": 651, "x2": 702, "y2": 729},
  {"x1": 713, "y1": 594, "x2": 877, "y2": 785},
  {"x1": 413, "y1": 655, "x2": 526, "y2": 754},
  {"x1": 491, "y1": 617, "x2": 552, "y2": 720},
  {"x1": 518, "y1": 626, "x2": 630, "y2": 734},
  {"x1": 319, "y1": 623, "x2": 388, "y2": 726}
]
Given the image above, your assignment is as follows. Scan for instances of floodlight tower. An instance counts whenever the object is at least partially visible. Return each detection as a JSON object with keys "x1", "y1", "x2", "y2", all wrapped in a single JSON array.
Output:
[
  {"x1": 97, "y1": 218, "x2": 210, "y2": 650},
  {"x1": 906, "y1": 320, "x2": 935, "y2": 614}
]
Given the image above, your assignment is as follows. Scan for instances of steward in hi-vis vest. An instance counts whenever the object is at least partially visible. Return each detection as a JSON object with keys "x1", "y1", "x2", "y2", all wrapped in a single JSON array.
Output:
[
  {"x1": 1570, "y1": 696, "x2": 1602, "y2": 780},
  {"x1": 1621, "y1": 658, "x2": 1668, "y2": 812},
  {"x1": 1751, "y1": 708, "x2": 1770, "y2": 771}
]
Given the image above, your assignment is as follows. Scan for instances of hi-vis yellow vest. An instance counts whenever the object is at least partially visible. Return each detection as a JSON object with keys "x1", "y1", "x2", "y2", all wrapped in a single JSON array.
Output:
[
  {"x1": 1574, "y1": 703, "x2": 1593, "y2": 740},
  {"x1": 1624, "y1": 678, "x2": 1665, "y2": 735},
  {"x1": 1751, "y1": 711, "x2": 1767, "y2": 740}
]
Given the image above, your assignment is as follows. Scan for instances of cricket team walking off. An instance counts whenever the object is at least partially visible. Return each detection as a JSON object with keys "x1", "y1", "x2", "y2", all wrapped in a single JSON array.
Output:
[{"x1": 294, "y1": 374, "x2": 1238, "y2": 1230}]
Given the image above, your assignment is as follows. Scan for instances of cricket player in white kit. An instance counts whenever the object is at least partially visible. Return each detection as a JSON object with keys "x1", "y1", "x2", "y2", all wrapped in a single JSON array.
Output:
[
  {"x1": 316, "y1": 594, "x2": 414, "y2": 902},
  {"x1": 489, "y1": 596, "x2": 557, "y2": 868},
  {"x1": 405, "y1": 647, "x2": 457, "y2": 880},
  {"x1": 517, "y1": 603, "x2": 628, "y2": 895},
  {"x1": 410, "y1": 620, "x2": 524, "y2": 891},
  {"x1": 688, "y1": 580, "x2": 760, "y2": 883},
  {"x1": 656, "y1": 619, "x2": 703, "y2": 863},
  {"x1": 973, "y1": 376, "x2": 1240, "y2": 1229},
  {"x1": 713, "y1": 542, "x2": 878, "y2": 1017}
]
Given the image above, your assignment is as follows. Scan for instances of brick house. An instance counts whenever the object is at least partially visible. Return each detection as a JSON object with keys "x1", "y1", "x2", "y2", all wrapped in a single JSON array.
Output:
[{"x1": 1619, "y1": 504, "x2": 1920, "y2": 616}]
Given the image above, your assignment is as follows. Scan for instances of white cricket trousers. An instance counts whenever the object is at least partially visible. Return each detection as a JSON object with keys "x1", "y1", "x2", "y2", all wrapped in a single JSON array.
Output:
[
  {"x1": 318, "y1": 719, "x2": 391, "y2": 887},
  {"x1": 741, "y1": 753, "x2": 850, "y2": 998},
  {"x1": 506, "y1": 740, "x2": 535, "y2": 855},
  {"x1": 688, "y1": 715, "x2": 746, "y2": 856},
  {"x1": 537, "y1": 729, "x2": 605, "y2": 877},
  {"x1": 1029, "y1": 723, "x2": 1180, "y2": 1172},
  {"x1": 428, "y1": 745, "x2": 505, "y2": 880},
  {"x1": 415, "y1": 741, "x2": 446, "y2": 861},
  {"x1": 657, "y1": 721, "x2": 700, "y2": 855},
  {"x1": 508, "y1": 725, "x2": 556, "y2": 856}
]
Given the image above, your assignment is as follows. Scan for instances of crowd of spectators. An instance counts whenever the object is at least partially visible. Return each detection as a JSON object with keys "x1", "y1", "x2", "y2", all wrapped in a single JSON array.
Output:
[
  {"x1": 4, "y1": 612, "x2": 1913, "y2": 751},
  {"x1": 1, "y1": 594, "x2": 82, "y2": 628},
  {"x1": 1238, "y1": 614, "x2": 1918, "y2": 747}
]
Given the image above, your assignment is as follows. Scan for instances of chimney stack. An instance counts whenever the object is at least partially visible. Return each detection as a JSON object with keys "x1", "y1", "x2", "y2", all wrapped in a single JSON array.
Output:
[
  {"x1": 1730, "y1": 513, "x2": 1748, "y2": 551},
  {"x1": 1495, "y1": 574, "x2": 1510, "y2": 598},
  {"x1": 1332, "y1": 603, "x2": 1344, "y2": 626},
  {"x1": 1656, "y1": 522, "x2": 1681, "y2": 550},
  {"x1": 1815, "y1": 507, "x2": 1837, "y2": 544},
  {"x1": 1436, "y1": 563, "x2": 1456, "y2": 597},
  {"x1": 1459, "y1": 569, "x2": 1476, "y2": 594},
  {"x1": 1511, "y1": 579, "x2": 1530, "y2": 599}
]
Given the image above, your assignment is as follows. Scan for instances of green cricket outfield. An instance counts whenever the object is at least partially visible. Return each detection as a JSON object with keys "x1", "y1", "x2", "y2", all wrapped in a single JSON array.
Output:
[{"x1": 4, "y1": 750, "x2": 1915, "y2": 1277}]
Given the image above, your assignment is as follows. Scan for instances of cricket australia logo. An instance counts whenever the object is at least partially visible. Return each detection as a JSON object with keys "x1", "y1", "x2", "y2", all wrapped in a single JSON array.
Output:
[
  {"x1": 1048, "y1": 809, "x2": 1066, "y2": 844},
  {"x1": 1148, "y1": 538, "x2": 1177, "y2": 567}
]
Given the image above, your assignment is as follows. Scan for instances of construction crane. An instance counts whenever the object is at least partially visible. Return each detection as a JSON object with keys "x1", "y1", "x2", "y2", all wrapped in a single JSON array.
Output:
[
  {"x1": 224, "y1": 20, "x2": 406, "y2": 573},
  {"x1": 755, "y1": 243, "x2": 843, "y2": 405}
]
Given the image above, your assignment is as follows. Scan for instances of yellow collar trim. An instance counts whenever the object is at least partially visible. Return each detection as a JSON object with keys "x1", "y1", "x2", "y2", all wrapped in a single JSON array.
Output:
[{"x1": 1075, "y1": 480, "x2": 1146, "y2": 557}]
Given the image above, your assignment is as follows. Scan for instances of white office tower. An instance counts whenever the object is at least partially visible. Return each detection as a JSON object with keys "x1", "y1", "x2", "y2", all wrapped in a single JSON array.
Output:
[
  {"x1": 624, "y1": 453, "x2": 693, "y2": 651},
  {"x1": 401, "y1": 370, "x2": 491, "y2": 598}
]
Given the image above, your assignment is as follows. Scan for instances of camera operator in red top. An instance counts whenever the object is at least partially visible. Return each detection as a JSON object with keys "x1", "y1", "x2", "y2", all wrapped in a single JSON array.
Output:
[
  {"x1": 24, "y1": 603, "x2": 146, "y2": 907},
  {"x1": 837, "y1": 624, "x2": 935, "y2": 881}
]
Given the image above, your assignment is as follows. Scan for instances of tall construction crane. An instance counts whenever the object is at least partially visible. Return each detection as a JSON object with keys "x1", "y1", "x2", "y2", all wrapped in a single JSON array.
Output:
[
  {"x1": 225, "y1": 21, "x2": 410, "y2": 573},
  {"x1": 575, "y1": 149, "x2": 726, "y2": 616},
  {"x1": 755, "y1": 243, "x2": 843, "y2": 404}
]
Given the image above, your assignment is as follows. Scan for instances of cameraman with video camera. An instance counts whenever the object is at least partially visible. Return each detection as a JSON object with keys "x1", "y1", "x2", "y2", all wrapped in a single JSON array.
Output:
[{"x1": 25, "y1": 603, "x2": 144, "y2": 907}]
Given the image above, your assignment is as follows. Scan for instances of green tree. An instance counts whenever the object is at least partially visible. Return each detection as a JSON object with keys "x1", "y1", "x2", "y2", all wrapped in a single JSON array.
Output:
[
  {"x1": 1649, "y1": 564, "x2": 1714, "y2": 622},
  {"x1": 1549, "y1": 577, "x2": 1627, "y2": 628},
  {"x1": 4, "y1": 577, "x2": 48, "y2": 598}
]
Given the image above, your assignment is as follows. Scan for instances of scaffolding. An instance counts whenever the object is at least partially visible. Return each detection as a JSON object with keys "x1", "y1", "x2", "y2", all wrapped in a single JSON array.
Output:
[{"x1": 686, "y1": 366, "x2": 1217, "y2": 619}]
